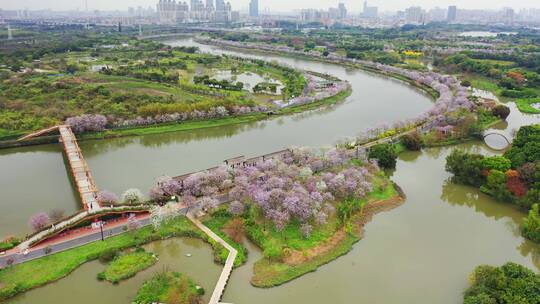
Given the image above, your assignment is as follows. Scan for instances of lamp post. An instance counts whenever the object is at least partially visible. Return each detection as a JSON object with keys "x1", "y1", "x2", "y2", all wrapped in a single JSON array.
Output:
[{"x1": 99, "y1": 221, "x2": 104, "y2": 241}]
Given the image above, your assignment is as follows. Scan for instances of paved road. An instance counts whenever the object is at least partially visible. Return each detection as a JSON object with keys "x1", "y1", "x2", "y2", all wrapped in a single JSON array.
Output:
[{"x1": 0, "y1": 218, "x2": 151, "y2": 268}]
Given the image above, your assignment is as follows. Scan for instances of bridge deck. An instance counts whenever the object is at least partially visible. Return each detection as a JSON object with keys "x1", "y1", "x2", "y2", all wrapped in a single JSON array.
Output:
[
  {"x1": 17, "y1": 125, "x2": 60, "y2": 141},
  {"x1": 187, "y1": 213, "x2": 237, "y2": 304},
  {"x1": 58, "y1": 126, "x2": 100, "y2": 211}
]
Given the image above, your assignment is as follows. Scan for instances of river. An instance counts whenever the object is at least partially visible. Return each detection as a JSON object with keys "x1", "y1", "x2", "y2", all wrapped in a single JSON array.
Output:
[{"x1": 2, "y1": 37, "x2": 540, "y2": 304}]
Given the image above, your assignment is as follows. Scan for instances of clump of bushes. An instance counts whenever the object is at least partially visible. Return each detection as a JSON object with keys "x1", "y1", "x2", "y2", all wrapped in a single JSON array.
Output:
[
  {"x1": 492, "y1": 104, "x2": 511, "y2": 119},
  {"x1": 133, "y1": 271, "x2": 203, "y2": 304},
  {"x1": 523, "y1": 204, "x2": 540, "y2": 243},
  {"x1": 368, "y1": 143, "x2": 397, "y2": 169},
  {"x1": 463, "y1": 262, "x2": 540, "y2": 304},
  {"x1": 0, "y1": 237, "x2": 20, "y2": 252},
  {"x1": 401, "y1": 132, "x2": 422, "y2": 151},
  {"x1": 99, "y1": 248, "x2": 119, "y2": 263}
]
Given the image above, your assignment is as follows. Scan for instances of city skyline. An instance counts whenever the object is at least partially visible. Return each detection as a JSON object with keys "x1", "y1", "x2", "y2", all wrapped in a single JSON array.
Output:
[{"x1": 1, "y1": 0, "x2": 539, "y2": 13}]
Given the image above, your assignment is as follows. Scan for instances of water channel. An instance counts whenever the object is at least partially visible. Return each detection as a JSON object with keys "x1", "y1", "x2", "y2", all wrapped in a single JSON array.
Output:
[{"x1": 1, "y1": 37, "x2": 539, "y2": 303}]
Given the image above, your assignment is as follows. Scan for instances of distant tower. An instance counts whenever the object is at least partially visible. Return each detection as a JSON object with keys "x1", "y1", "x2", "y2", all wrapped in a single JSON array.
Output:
[
  {"x1": 85, "y1": 0, "x2": 88, "y2": 12},
  {"x1": 7, "y1": 24, "x2": 13, "y2": 40},
  {"x1": 138, "y1": 24, "x2": 143, "y2": 36},
  {"x1": 249, "y1": 0, "x2": 258, "y2": 17},
  {"x1": 118, "y1": 22, "x2": 122, "y2": 32},
  {"x1": 447, "y1": 6, "x2": 457, "y2": 22}
]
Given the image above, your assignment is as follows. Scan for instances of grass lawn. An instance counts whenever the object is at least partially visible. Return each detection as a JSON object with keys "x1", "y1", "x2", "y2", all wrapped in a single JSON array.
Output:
[
  {"x1": 469, "y1": 76, "x2": 501, "y2": 94},
  {"x1": 97, "y1": 251, "x2": 158, "y2": 284},
  {"x1": 0, "y1": 217, "x2": 226, "y2": 301},
  {"x1": 133, "y1": 271, "x2": 203, "y2": 304},
  {"x1": 515, "y1": 98, "x2": 540, "y2": 114}
]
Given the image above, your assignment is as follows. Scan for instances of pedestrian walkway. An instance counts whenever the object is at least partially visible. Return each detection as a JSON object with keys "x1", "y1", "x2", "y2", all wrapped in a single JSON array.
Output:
[
  {"x1": 18, "y1": 125, "x2": 100, "y2": 211},
  {"x1": 58, "y1": 125, "x2": 100, "y2": 211},
  {"x1": 187, "y1": 213, "x2": 237, "y2": 304}
]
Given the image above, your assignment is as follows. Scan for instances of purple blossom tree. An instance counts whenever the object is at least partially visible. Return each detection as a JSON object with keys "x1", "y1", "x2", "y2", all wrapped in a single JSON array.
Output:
[
  {"x1": 97, "y1": 190, "x2": 119, "y2": 206},
  {"x1": 29, "y1": 212, "x2": 50, "y2": 231}
]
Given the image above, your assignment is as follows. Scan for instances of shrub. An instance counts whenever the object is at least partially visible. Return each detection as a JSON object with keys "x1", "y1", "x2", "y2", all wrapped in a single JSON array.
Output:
[
  {"x1": 401, "y1": 132, "x2": 422, "y2": 151},
  {"x1": 99, "y1": 248, "x2": 119, "y2": 263},
  {"x1": 522, "y1": 204, "x2": 540, "y2": 243},
  {"x1": 463, "y1": 262, "x2": 540, "y2": 304},
  {"x1": 263, "y1": 243, "x2": 284, "y2": 261},
  {"x1": 121, "y1": 189, "x2": 144, "y2": 205},
  {"x1": 368, "y1": 144, "x2": 397, "y2": 169},
  {"x1": 96, "y1": 272, "x2": 106, "y2": 281},
  {"x1": 446, "y1": 150, "x2": 485, "y2": 187},
  {"x1": 481, "y1": 156, "x2": 512, "y2": 172},
  {"x1": 505, "y1": 125, "x2": 540, "y2": 168},
  {"x1": 484, "y1": 170, "x2": 514, "y2": 202},
  {"x1": 491, "y1": 104, "x2": 510, "y2": 120}
]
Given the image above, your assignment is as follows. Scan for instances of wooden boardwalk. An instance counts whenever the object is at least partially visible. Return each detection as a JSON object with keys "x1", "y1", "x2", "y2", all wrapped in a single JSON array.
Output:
[
  {"x1": 58, "y1": 125, "x2": 100, "y2": 211},
  {"x1": 18, "y1": 125, "x2": 100, "y2": 211},
  {"x1": 17, "y1": 125, "x2": 60, "y2": 141},
  {"x1": 187, "y1": 213, "x2": 237, "y2": 304}
]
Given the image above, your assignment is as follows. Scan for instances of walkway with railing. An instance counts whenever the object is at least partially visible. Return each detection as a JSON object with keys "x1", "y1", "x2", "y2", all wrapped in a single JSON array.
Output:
[
  {"x1": 58, "y1": 126, "x2": 100, "y2": 211},
  {"x1": 187, "y1": 213, "x2": 237, "y2": 304},
  {"x1": 18, "y1": 125, "x2": 100, "y2": 211}
]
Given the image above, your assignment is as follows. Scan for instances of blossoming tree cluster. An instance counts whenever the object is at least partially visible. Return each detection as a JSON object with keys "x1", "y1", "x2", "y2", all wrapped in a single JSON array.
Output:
[{"x1": 148, "y1": 148, "x2": 378, "y2": 237}]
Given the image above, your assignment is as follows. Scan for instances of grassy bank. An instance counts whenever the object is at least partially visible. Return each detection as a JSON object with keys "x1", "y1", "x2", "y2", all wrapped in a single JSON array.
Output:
[
  {"x1": 202, "y1": 175, "x2": 403, "y2": 288},
  {"x1": 0, "y1": 87, "x2": 351, "y2": 149},
  {"x1": 0, "y1": 217, "x2": 226, "y2": 301},
  {"x1": 97, "y1": 250, "x2": 158, "y2": 284},
  {"x1": 133, "y1": 271, "x2": 204, "y2": 304},
  {"x1": 250, "y1": 184, "x2": 402, "y2": 288}
]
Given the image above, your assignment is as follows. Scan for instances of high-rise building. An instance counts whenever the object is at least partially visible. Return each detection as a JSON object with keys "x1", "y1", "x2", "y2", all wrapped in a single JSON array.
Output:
[
  {"x1": 362, "y1": 1, "x2": 378, "y2": 19},
  {"x1": 249, "y1": 0, "x2": 258, "y2": 17},
  {"x1": 215, "y1": 0, "x2": 225, "y2": 11},
  {"x1": 157, "y1": 0, "x2": 189, "y2": 23},
  {"x1": 405, "y1": 6, "x2": 424, "y2": 24},
  {"x1": 503, "y1": 7, "x2": 514, "y2": 24},
  {"x1": 447, "y1": 5, "x2": 457, "y2": 22},
  {"x1": 338, "y1": 3, "x2": 347, "y2": 19},
  {"x1": 206, "y1": 0, "x2": 214, "y2": 11}
]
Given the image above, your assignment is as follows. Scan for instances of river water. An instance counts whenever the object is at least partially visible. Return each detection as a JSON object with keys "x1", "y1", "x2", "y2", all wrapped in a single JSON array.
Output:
[{"x1": 2, "y1": 38, "x2": 540, "y2": 304}]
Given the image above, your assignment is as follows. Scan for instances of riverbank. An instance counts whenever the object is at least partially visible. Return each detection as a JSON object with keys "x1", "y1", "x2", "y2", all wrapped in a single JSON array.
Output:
[
  {"x1": 0, "y1": 84, "x2": 352, "y2": 150},
  {"x1": 0, "y1": 217, "x2": 225, "y2": 301},
  {"x1": 201, "y1": 174, "x2": 404, "y2": 289},
  {"x1": 251, "y1": 190, "x2": 404, "y2": 288},
  {"x1": 195, "y1": 38, "x2": 440, "y2": 100}
]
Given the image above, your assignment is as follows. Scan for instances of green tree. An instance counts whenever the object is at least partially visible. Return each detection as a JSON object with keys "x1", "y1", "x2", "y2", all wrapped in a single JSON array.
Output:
[
  {"x1": 368, "y1": 144, "x2": 397, "y2": 169},
  {"x1": 446, "y1": 150, "x2": 485, "y2": 186},
  {"x1": 401, "y1": 132, "x2": 422, "y2": 151},
  {"x1": 523, "y1": 204, "x2": 540, "y2": 243},
  {"x1": 481, "y1": 156, "x2": 512, "y2": 172},
  {"x1": 505, "y1": 125, "x2": 540, "y2": 167},
  {"x1": 464, "y1": 263, "x2": 540, "y2": 304}
]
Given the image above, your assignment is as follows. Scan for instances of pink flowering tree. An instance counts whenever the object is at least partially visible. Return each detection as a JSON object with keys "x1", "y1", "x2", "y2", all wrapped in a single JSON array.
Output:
[
  {"x1": 29, "y1": 212, "x2": 50, "y2": 232},
  {"x1": 66, "y1": 114, "x2": 107, "y2": 133},
  {"x1": 97, "y1": 190, "x2": 119, "y2": 206}
]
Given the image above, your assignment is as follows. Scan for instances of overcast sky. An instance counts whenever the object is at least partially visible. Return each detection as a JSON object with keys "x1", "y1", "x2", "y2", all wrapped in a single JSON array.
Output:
[{"x1": 0, "y1": 0, "x2": 538, "y2": 13}]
